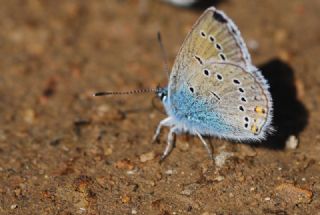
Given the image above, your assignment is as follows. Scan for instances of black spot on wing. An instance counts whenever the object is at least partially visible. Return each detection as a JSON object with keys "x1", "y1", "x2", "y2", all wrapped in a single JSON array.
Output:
[
  {"x1": 210, "y1": 91, "x2": 221, "y2": 101},
  {"x1": 213, "y1": 11, "x2": 227, "y2": 23},
  {"x1": 194, "y1": 55, "x2": 203, "y2": 65}
]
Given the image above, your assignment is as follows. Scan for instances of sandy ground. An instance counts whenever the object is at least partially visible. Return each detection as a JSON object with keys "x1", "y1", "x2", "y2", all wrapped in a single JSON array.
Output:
[{"x1": 0, "y1": 0, "x2": 320, "y2": 214}]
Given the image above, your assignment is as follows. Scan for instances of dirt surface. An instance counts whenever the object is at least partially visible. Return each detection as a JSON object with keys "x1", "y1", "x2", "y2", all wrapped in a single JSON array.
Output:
[{"x1": 0, "y1": 0, "x2": 320, "y2": 214}]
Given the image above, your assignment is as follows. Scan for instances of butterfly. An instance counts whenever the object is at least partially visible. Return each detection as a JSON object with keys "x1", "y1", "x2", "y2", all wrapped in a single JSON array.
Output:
[{"x1": 95, "y1": 7, "x2": 273, "y2": 161}]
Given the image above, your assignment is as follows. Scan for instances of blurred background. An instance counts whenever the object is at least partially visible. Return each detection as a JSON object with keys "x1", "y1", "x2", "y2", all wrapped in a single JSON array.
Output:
[{"x1": 0, "y1": 0, "x2": 319, "y2": 214}]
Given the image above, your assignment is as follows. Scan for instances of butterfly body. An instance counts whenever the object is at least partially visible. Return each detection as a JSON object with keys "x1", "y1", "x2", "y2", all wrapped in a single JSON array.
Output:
[{"x1": 153, "y1": 7, "x2": 273, "y2": 160}]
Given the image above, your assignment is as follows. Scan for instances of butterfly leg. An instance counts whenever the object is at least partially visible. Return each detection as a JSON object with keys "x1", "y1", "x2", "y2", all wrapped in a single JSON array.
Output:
[
  {"x1": 152, "y1": 117, "x2": 173, "y2": 143},
  {"x1": 196, "y1": 131, "x2": 214, "y2": 160},
  {"x1": 159, "y1": 126, "x2": 179, "y2": 163}
]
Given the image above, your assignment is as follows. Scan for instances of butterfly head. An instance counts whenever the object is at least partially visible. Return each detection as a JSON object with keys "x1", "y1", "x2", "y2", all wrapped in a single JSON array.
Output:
[{"x1": 156, "y1": 87, "x2": 168, "y2": 102}]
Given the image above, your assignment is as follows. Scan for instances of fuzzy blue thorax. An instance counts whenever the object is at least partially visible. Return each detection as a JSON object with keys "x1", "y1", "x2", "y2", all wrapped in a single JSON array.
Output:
[{"x1": 160, "y1": 85, "x2": 233, "y2": 136}]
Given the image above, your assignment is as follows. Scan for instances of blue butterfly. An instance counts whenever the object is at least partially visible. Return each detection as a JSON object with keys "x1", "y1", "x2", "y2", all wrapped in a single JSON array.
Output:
[{"x1": 95, "y1": 7, "x2": 273, "y2": 161}]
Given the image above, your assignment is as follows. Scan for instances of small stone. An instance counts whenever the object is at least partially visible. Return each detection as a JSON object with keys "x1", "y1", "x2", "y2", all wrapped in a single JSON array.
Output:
[
  {"x1": 104, "y1": 147, "x2": 113, "y2": 156},
  {"x1": 275, "y1": 183, "x2": 313, "y2": 204},
  {"x1": 181, "y1": 183, "x2": 200, "y2": 196},
  {"x1": 163, "y1": 0, "x2": 197, "y2": 7},
  {"x1": 139, "y1": 151, "x2": 155, "y2": 162},
  {"x1": 24, "y1": 109, "x2": 36, "y2": 124},
  {"x1": 96, "y1": 105, "x2": 125, "y2": 120},
  {"x1": 165, "y1": 169, "x2": 176, "y2": 175},
  {"x1": 131, "y1": 208, "x2": 137, "y2": 214},
  {"x1": 114, "y1": 159, "x2": 135, "y2": 170},
  {"x1": 285, "y1": 135, "x2": 299, "y2": 149},
  {"x1": 79, "y1": 208, "x2": 86, "y2": 213},
  {"x1": 178, "y1": 142, "x2": 190, "y2": 151},
  {"x1": 96, "y1": 176, "x2": 107, "y2": 187},
  {"x1": 121, "y1": 195, "x2": 131, "y2": 204},
  {"x1": 126, "y1": 168, "x2": 139, "y2": 175},
  {"x1": 213, "y1": 176, "x2": 225, "y2": 182},
  {"x1": 264, "y1": 197, "x2": 271, "y2": 201},
  {"x1": 10, "y1": 204, "x2": 18, "y2": 209},
  {"x1": 215, "y1": 151, "x2": 233, "y2": 168},
  {"x1": 239, "y1": 144, "x2": 257, "y2": 157},
  {"x1": 14, "y1": 188, "x2": 22, "y2": 197}
]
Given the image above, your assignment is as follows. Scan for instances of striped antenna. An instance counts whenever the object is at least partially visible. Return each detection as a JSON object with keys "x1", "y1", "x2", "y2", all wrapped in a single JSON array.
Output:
[{"x1": 93, "y1": 88, "x2": 159, "y2": 97}]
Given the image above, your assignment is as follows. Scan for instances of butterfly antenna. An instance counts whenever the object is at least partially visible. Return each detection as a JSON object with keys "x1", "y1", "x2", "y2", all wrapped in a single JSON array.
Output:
[
  {"x1": 157, "y1": 32, "x2": 170, "y2": 78},
  {"x1": 93, "y1": 88, "x2": 159, "y2": 97}
]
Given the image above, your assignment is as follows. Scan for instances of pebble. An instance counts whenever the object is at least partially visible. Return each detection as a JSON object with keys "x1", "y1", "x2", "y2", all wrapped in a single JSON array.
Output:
[
  {"x1": 215, "y1": 151, "x2": 233, "y2": 168},
  {"x1": 10, "y1": 204, "x2": 18, "y2": 209},
  {"x1": 126, "y1": 168, "x2": 139, "y2": 175},
  {"x1": 104, "y1": 147, "x2": 113, "y2": 156},
  {"x1": 121, "y1": 194, "x2": 131, "y2": 204},
  {"x1": 96, "y1": 105, "x2": 125, "y2": 120},
  {"x1": 180, "y1": 183, "x2": 200, "y2": 196},
  {"x1": 178, "y1": 142, "x2": 190, "y2": 152},
  {"x1": 131, "y1": 208, "x2": 137, "y2": 214},
  {"x1": 275, "y1": 183, "x2": 313, "y2": 204},
  {"x1": 213, "y1": 175, "x2": 225, "y2": 182},
  {"x1": 114, "y1": 159, "x2": 135, "y2": 170},
  {"x1": 162, "y1": 0, "x2": 197, "y2": 7},
  {"x1": 285, "y1": 135, "x2": 299, "y2": 149},
  {"x1": 23, "y1": 109, "x2": 36, "y2": 124},
  {"x1": 139, "y1": 151, "x2": 155, "y2": 162},
  {"x1": 165, "y1": 169, "x2": 176, "y2": 175},
  {"x1": 239, "y1": 144, "x2": 257, "y2": 158}
]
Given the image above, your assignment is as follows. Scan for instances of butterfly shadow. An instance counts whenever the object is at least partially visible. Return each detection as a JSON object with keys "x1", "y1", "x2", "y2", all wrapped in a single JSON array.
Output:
[{"x1": 254, "y1": 59, "x2": 309, "y2": 150}]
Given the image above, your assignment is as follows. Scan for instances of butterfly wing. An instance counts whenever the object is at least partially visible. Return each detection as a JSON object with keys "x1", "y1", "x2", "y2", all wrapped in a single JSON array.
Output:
[
  {"x1": 170, "y1": 7, "x2": 252, "y2": 88},
  {"x1": 167, "y1": 7, "x2": 272, "y2": 140},
  {"x1": 169, "y1": 61, "x2": 272, "y2": 140}
]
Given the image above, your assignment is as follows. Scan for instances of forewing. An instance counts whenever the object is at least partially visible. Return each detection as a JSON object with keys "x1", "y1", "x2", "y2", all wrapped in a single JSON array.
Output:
[{"x1": 169, "y1": 7, "x2": 252, "y2": 94}]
